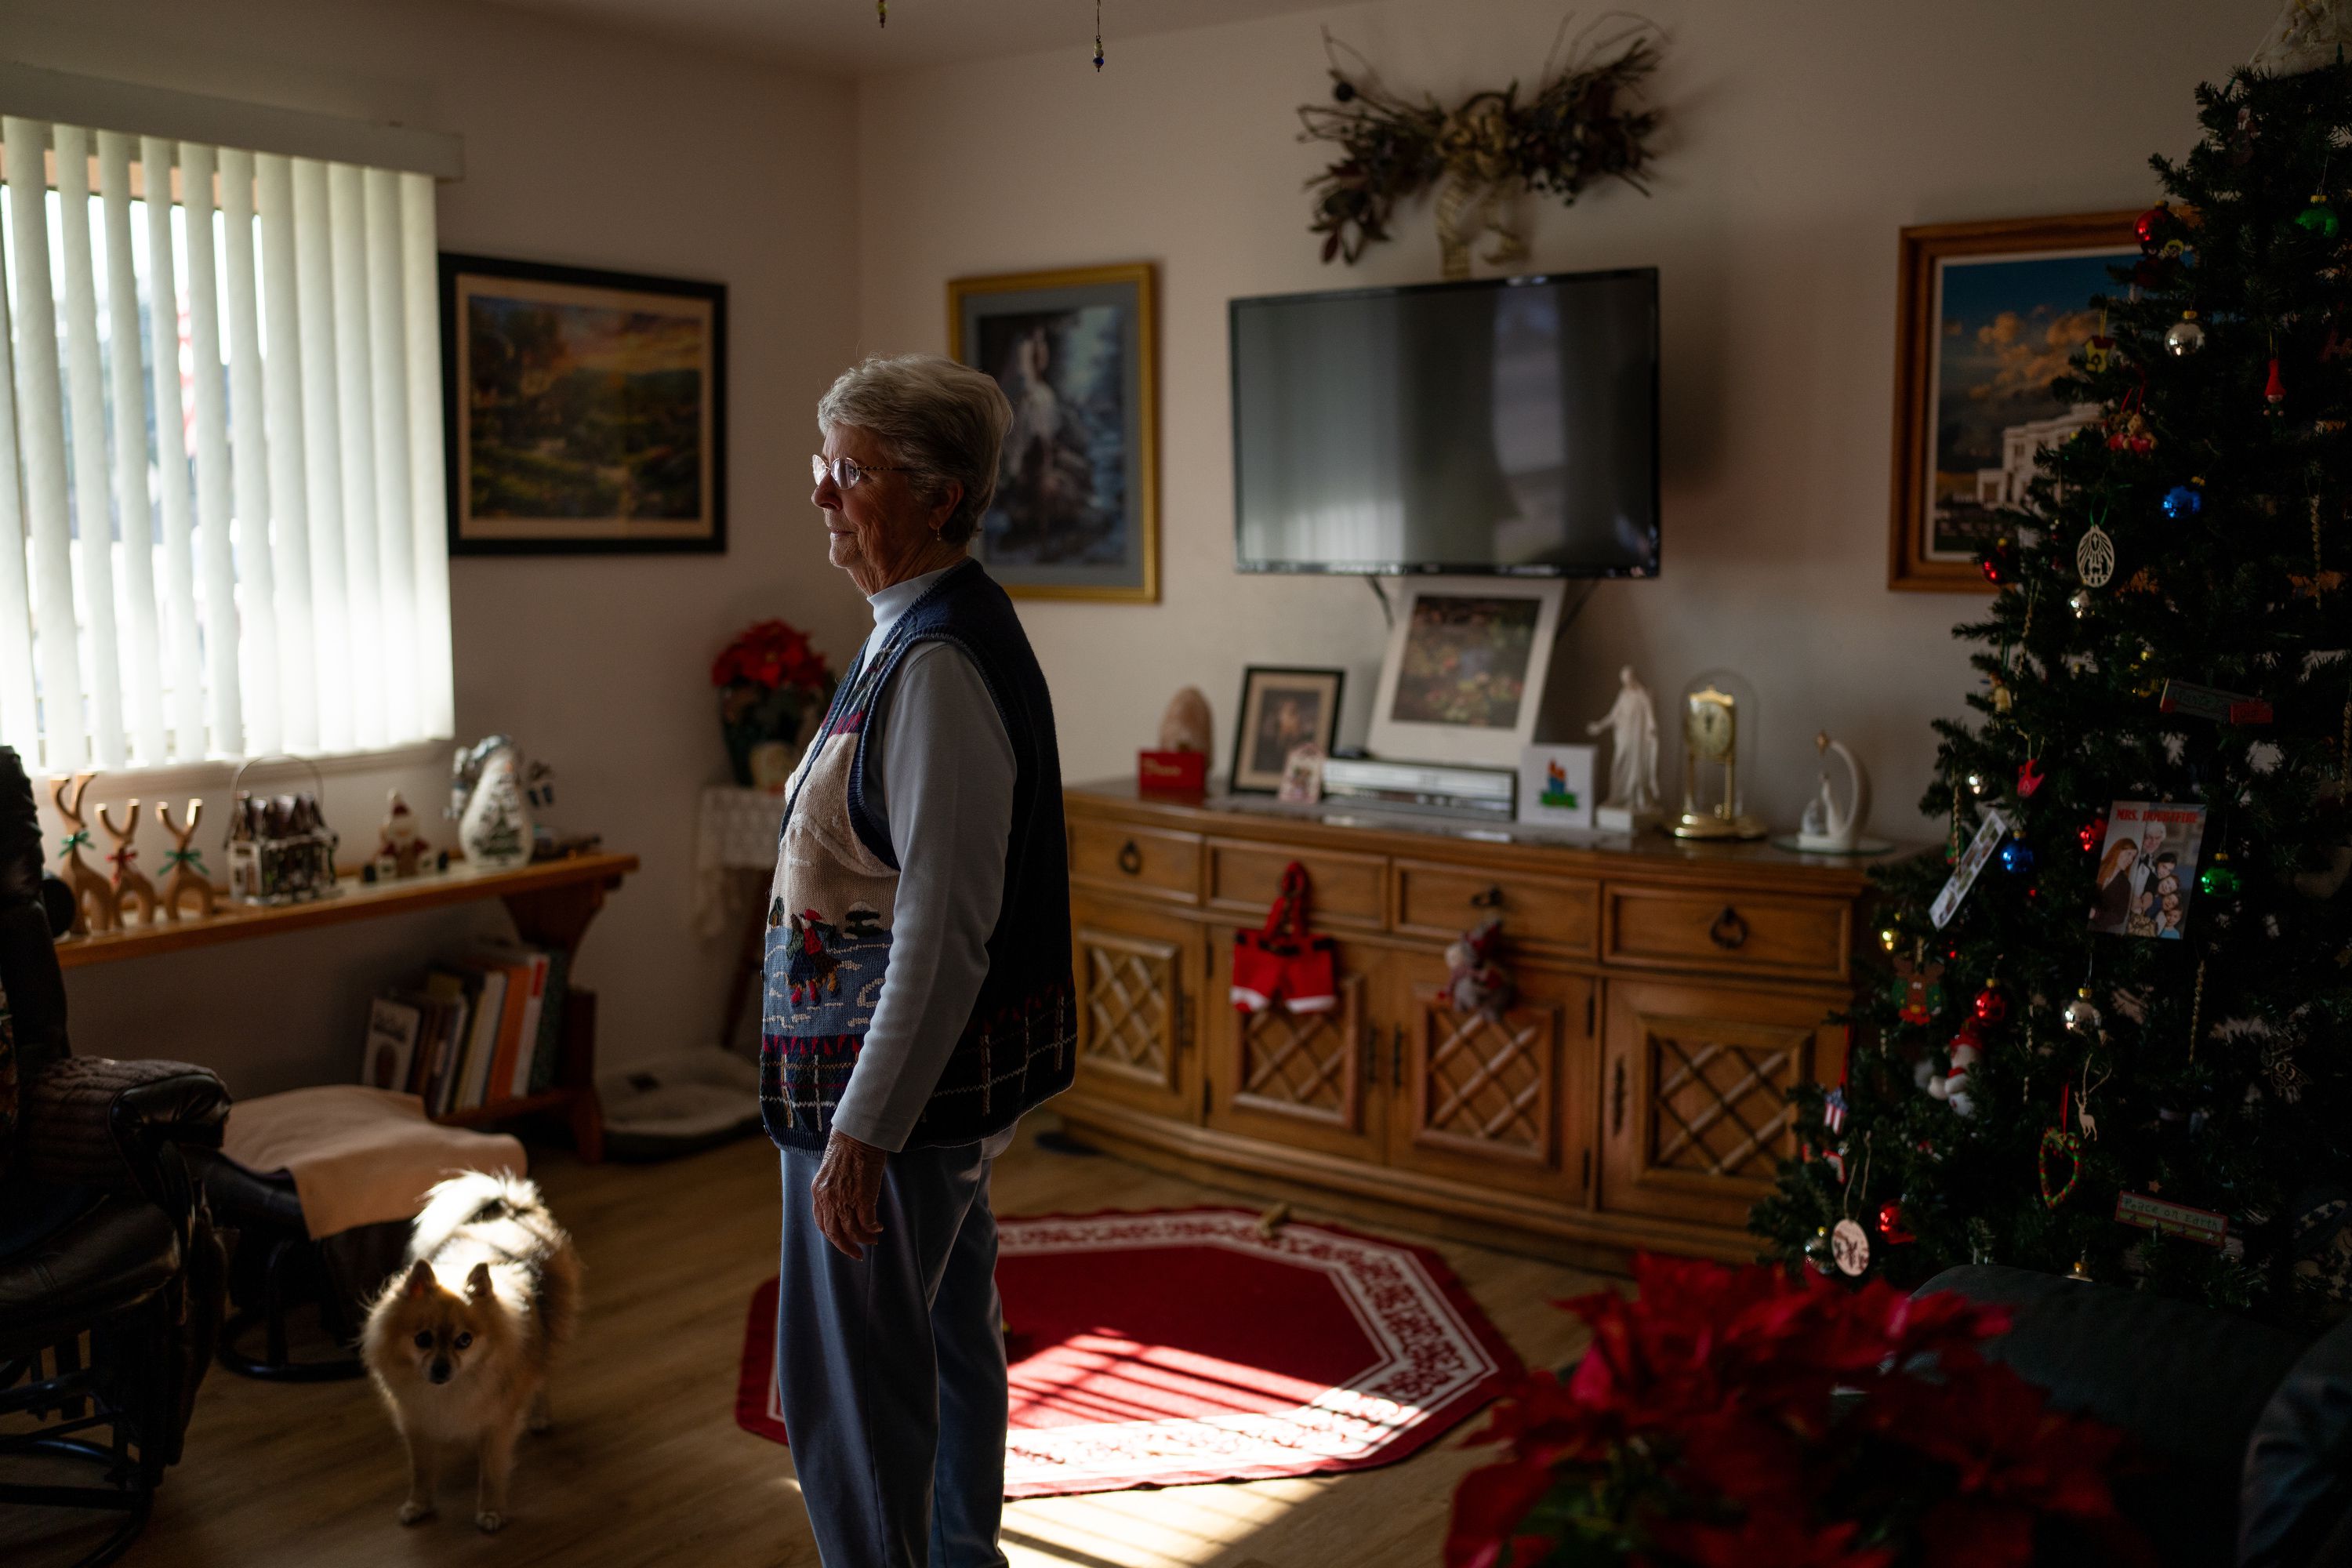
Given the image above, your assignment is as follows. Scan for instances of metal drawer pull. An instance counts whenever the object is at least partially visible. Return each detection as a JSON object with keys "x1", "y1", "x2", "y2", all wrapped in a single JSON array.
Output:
[
  {"x1": 1116, "y1": 840, "x2": 1144, "y2": 876},
  {"x1": 1709, "y1": 905, "x2": 1749, "y2": 950},
  {"x1": 1469, "y1": 885, "x2": 1504, "y2": 909}
]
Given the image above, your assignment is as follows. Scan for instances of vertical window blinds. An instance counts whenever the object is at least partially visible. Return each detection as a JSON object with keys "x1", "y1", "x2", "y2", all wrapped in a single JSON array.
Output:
[{"x1": 0, "y1": 115, "x2": 454, "y2": 774}]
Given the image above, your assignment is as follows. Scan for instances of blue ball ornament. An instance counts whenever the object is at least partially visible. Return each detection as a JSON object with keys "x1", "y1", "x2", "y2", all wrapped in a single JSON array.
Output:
[
  {"x1": 2000, "y1": 837, "x2": 2037, "y2": 876},
  {"x1": 2161, "y1": 483, "x2": 2204, "y2": 520}
]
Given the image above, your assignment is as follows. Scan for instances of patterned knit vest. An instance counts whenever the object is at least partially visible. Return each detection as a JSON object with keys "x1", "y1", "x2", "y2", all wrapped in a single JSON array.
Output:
[{"x1": 758, "y1": 561, "x2": 1075, "y2": 1152}]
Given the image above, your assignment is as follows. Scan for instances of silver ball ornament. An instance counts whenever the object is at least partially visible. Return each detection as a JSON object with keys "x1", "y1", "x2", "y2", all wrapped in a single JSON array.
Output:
[
  {"x1": 2063, "y1": 987, "x2": 2104, "y2": 1037},
  {"x1": 2164, "y1": 315, "x2": 2206, "y2": 357},
  {"x1": 2069, "y1": 587, "x2": 2092, "y2": 618}
]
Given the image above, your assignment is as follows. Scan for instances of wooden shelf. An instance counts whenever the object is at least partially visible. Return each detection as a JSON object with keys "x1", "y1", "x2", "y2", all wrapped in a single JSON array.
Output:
[
  {"x1": 56, "y1": 851, "x2": 639, "y2": 969},
  {"x1": 59, "y1": 851, "x2": 637, "y2": 1163}
]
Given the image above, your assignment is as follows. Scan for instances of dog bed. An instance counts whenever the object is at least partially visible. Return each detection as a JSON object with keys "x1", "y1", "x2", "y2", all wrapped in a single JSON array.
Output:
[{"x1": 596, "y1": 1048, "x2": 762, "y2": 1161}]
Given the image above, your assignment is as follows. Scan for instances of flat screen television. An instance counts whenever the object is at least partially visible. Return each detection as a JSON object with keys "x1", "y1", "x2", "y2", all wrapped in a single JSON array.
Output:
[{"x1": 1230, "y1": 268, "x2": 1658, "y2": 577}]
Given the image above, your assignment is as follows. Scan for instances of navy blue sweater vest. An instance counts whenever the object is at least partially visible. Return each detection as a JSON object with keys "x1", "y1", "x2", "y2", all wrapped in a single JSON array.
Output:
[{"x1": 759, "y1": 561, "x2": 1074, "y2": 1152}]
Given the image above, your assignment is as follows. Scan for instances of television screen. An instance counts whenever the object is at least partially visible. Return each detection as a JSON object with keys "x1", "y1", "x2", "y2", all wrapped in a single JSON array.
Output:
[{"x1": 1230, "y1": 269, "x2": 1658, "y2": 577}]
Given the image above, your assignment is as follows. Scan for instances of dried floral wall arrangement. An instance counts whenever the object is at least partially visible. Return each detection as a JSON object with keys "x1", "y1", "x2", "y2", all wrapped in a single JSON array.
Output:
[{"x1": 1298, "y1": 16, "x2": 1666, "y2": 279}]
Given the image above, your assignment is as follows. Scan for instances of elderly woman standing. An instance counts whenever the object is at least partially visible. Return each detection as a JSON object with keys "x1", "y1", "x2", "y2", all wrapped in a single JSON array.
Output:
[{"x1": 764, "y1": 354, "x2": 1073, "y2": 1568}]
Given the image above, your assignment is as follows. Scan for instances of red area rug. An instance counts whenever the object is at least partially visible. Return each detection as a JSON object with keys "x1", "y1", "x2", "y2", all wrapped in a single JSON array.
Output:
[{"x1": 734, "y1": 1207, "x2": 1523, "y2": 1496}]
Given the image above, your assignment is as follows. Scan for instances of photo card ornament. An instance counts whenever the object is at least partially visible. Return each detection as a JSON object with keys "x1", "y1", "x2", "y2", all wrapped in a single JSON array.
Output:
[
  {"x1": 2089, "y1": 800, "x2": 2206, "y2": 939},
  {"x1": 1929, "y1": 804, "x2": 2011, "y2": 927}
]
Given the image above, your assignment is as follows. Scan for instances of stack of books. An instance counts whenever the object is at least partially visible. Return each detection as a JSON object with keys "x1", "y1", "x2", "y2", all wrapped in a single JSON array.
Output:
[{"x1": 358, "y1": 941, "x2": 572, "y2": 1116}]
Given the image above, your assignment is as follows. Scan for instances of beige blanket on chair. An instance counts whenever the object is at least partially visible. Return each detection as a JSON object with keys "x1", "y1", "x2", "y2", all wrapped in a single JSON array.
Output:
[{"x1": 222, "y1": 1085, "x2": 529, "y2": 1240}]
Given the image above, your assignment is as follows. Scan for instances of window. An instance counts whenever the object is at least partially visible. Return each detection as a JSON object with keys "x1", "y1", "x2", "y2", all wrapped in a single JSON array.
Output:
[{"x1": 0, "y1": 114, "x2": 452, "y2": 774}]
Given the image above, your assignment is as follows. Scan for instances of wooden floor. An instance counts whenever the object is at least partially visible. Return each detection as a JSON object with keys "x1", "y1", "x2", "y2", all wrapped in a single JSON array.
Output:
[{"x1": 7, "y1": 1122, "x2": 1612, "y2": 1568}]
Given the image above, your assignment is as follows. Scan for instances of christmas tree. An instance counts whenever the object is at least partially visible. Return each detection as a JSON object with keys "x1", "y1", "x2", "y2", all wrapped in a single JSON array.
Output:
[{"x1": 1755, "y1": 54, "x2": 2352, "y2": 1323}]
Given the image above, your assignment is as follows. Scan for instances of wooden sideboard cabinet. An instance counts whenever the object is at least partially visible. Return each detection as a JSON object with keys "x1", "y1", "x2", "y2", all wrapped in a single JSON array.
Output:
[{"x1": 1056, "y1": 782, "x2": 1908, "y2": 1267}]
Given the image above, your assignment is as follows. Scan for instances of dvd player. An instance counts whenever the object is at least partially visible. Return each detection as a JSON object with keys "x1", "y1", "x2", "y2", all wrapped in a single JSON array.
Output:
[{"x1": 1319, "y1": 759, "x2": 1516, "y2": 818}]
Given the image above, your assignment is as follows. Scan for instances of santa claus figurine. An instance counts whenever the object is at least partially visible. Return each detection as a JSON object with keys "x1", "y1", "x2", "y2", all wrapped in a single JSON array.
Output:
[{"x1": 376, "y1": 789, "x2": 430, "y2": 879}]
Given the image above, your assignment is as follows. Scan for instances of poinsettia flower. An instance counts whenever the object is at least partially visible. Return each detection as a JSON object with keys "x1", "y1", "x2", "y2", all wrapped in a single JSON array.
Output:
[{"x1": 1648, "y1": 1511, "x2": 1897, "y2": 1568}]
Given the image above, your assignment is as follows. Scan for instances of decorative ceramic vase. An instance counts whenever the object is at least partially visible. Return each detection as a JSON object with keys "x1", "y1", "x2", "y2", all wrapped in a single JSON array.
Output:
[
  {"x1": 720, "y1": 683, "x2": 811, "y2": 789},
  {"x1": 458, "y1": 746, "x2": 533, "y2": 870}
]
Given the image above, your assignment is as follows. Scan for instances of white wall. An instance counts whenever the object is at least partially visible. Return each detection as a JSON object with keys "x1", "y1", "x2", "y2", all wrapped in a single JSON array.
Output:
[
  {"x1": 13, "y1": 0, "x2": 866, "y2": 1093},
  {"x1": 855, "y1": 0, "x2": 2269, "y2": 830}
]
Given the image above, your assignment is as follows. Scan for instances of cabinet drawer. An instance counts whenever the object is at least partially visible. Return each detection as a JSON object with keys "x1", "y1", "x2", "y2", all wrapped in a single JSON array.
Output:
[
  {"x1": 1605, "y1": 886, "x2": 1849, "y2": 981},
  {"x1": 1206, "y1": 839, "x2": 1387, "y2": 930},
  {"x1": 1393, "y1": 861, "x2": 1598, "y2": 956},
  {"x1": 1069, "y1": 820, "x2": 1201, "y2": 904}
]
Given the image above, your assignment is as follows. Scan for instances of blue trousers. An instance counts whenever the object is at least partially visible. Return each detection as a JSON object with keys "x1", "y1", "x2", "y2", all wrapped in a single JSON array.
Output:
[{"x1": 775, "y1": 1142, "x2": 1008, "y2": 1568}]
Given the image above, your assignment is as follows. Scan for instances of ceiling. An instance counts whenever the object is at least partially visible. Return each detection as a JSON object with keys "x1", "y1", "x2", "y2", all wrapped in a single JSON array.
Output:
[{"x1": 469, "y1": 0, "x2": 1354, "y2": 76}]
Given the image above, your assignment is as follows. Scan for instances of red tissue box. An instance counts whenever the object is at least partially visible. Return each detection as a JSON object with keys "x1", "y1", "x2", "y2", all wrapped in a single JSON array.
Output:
[{"x1": 1138, "y1": 750, "x2": 1208, "y2": 796}]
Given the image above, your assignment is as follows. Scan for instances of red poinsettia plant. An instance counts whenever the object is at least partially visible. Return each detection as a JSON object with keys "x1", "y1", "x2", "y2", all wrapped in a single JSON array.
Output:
[
  {"x1": 712, "y1": 619, "x2": 834, "y2": 787},
  {"x1": 712, "y1": 619, "x2": 830, "y2": 695},
  {"x1": 1446, "y1": 1255, "x2": 2144, "y2": 1568}
]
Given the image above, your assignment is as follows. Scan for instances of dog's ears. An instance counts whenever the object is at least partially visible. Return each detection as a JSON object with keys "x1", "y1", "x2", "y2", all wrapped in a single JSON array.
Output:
[
  {"x1": 402, "y1": 1260, "x2": 436, "y2": 1298},
  {"x1": 466, "y1": 1261, "x2": 493, "y2": 1299}
]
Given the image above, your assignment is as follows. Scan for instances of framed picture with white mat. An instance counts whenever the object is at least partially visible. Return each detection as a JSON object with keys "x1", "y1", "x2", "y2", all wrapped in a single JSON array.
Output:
[{"x1": 1368, "y1": 579, "x2": 1566, "y2": 768}]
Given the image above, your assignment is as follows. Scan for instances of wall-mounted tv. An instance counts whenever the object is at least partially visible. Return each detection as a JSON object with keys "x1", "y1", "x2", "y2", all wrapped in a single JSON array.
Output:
[{"x1": 1230, "y1": 268, "x2": 1658, "y2": 578}]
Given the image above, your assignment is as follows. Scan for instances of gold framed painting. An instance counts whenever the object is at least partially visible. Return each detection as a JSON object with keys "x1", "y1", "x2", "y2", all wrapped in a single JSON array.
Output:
[
  {"x1": 441, "y1": 252, "x2": 727, "y2": 555},
  {"x1": 1887, "y1": 212, "x2": 2140, "y2": 591},
  {"x1": 949, "y1": 263, "x2": 1159, "y2": 601}
]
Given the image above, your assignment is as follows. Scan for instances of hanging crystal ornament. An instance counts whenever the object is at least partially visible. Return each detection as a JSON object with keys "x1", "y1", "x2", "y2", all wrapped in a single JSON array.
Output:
[
  {"x1": 2069, "y1": 586, "x2": 2093, "y2": 618},
  {"x1": 2165, "y1": 311, "x2": 2206, "y2": 356},
  {"x1": 2078, "y1": 513, "x2": 2116, "y2": 588}
]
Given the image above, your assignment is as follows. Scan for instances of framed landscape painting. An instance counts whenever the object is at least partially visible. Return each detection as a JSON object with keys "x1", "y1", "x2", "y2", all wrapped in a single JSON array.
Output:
[
  {"x1": 949, "y1": 263, "x2": 1159, "y2": 601},
  {"x1": 442, "y1": 253, "x2": 727, "y2": 555},
  {"x1": 1887, "y1": 212, "x2": 2139, "y2": 591}
]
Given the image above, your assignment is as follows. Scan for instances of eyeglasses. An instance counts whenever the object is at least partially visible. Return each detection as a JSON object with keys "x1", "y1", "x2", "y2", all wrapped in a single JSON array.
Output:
[{"x1": 811, "y1": 454, "x2": 911, "y2": 490}]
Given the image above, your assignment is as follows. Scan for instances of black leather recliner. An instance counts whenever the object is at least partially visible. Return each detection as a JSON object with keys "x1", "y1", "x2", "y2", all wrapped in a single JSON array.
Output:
[
  {"x1": 1922, "y1": 1264, "x2": 2352, "y2": 1568},
  {"x1": 0, "y1": 746, "x2": 230, "y2": 1568}
]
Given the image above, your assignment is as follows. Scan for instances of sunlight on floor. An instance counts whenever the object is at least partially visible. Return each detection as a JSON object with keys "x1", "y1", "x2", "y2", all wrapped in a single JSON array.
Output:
[{"x1": 1004, "y1": 1474, "x2": 1342, "y2": 1568}]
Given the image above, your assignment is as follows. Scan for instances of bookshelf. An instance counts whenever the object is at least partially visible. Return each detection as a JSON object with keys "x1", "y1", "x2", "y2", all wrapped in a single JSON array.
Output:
[{"x1": 60, "y1": 851, "x2": 637, "y2": 1161}]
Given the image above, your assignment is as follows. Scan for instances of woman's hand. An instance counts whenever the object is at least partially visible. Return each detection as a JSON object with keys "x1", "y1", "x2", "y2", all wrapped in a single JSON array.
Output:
[{"x1": 811, "y1": 1129, "x2": 887, "y2": 1260}]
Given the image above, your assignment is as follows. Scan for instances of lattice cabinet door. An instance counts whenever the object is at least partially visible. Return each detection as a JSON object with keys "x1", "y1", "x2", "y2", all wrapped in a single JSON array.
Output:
[
  {"x1": 1599, "y1": 977, "x2": 1842, "y2": 1232},
  {"x1": 1383, "y1": 953, "x2": 1595, "y2": 1205},
  {"x1": 1203, "y1": 930, "x2": 1383, "y2": 1162},
  {"x1": 1069, "y1": 893, "x2": 1203, "y2": 1123}
]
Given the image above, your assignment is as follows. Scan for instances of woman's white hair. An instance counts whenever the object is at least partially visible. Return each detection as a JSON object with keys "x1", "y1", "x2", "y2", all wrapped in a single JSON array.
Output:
[{"x1": 818, "y1": 354, "x2": 1012, "y2": 546}]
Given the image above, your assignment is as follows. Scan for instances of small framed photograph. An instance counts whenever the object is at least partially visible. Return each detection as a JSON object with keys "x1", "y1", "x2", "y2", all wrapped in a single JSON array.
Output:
[
  {"x1": 1230, "y1": 667, "x2": 1345, "y2": 794},
  {"x1": 1369, "y1": 579, "x2": 1566, "y2": 769},
  {"x1": 2089, "y1": 801, "x2": 2206, "y2": 940},
  {"x1": 1888, "y1": 212, "x2": 2140, "y2": 591},
  {"x1": 1518, "y1": 744, "x2": 1596, "y2": 829},
  {"x1": 949, "y1": 263, "x2": 1158, "y2": 602},
  {"x1": 1277, "y1": 742, "x2": 1327, "y2": 805},
  {"x1": 441, "y1": 252, "x2": 727, "y2": 555}
]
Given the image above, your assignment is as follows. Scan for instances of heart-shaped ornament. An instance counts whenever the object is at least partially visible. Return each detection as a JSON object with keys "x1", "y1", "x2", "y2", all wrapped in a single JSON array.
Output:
[{"x1": 2039, "y1": 1127, "x2": 2084, "y2": 1208}]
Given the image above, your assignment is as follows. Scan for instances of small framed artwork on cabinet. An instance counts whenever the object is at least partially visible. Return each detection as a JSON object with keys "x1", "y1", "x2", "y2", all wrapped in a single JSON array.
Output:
[
  {"x1": 1518, "y1": 744, "x2": 1596, "y2": 829},
  {"x1": 1230, "y1": 667, "x2": 1345, "y2": 793},
  {"x1": 1887, "y1": 211, "x2": 2139, "y2": 590},
  {"x1": 1368, "y1": 578, "x2": 1565, "y2": 768}
]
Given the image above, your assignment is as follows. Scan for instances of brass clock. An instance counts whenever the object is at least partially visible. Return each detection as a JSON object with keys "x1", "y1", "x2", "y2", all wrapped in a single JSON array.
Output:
[{"x1": 1674, "y1": 677, "x2": 1767, "y2": 840}]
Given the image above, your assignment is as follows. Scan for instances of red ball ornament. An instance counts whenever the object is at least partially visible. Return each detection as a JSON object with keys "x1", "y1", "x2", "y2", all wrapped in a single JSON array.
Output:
[
  {"x1": 1973, "y1": 982, "x2": 2008, "y2": 1026},
  {"x1": 1876, "y1": 1201, "x2": 1915, "y2": 1244},
  {"x1": 2136, "y1": 203, "x2": 2168, "y2": 249},
  {"x1": 2078, "y1": 818, "x2": 2105, "y2": 854}
]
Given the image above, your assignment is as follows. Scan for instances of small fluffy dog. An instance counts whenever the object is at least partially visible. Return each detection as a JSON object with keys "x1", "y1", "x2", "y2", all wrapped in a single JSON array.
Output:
[{"x1": 361, "y1": 1171, "x2": 581, "y2": 1533}]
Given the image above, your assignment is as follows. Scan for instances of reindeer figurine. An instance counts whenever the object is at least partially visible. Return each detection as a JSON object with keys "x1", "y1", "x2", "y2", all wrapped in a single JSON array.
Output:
[
  {"x1": 49, "y1": 773, "x2": 118, "y2": 935},
  {"x1": 96, "y1": 798, "x2": 158, "y2": 927},
  {"x1": 154, "y1": 799, "x2": 217, "y2": 920}
]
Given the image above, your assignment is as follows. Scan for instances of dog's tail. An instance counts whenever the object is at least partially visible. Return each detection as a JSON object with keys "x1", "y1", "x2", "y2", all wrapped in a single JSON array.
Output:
[{"x1": 407, "y1": 1168, "x2": 546, "y2": 1262}]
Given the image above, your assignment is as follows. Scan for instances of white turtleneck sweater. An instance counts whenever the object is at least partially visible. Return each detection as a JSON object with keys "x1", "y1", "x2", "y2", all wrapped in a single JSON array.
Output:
[{"x1": 826, "y1": 564, "x2": 1022, "y2": 1158}]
